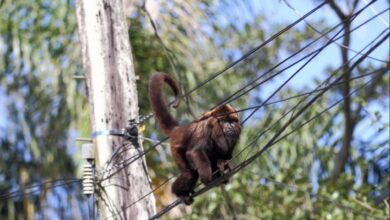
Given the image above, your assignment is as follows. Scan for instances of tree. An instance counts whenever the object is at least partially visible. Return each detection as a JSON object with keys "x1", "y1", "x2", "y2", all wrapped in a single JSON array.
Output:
[{"x1": 0, "y1": 0, "x2": 85, "y2": 218}]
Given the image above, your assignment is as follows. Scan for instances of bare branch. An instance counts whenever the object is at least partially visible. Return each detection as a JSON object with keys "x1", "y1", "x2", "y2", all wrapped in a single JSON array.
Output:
[{"x1": 326, "y1": 0, "x2": 346, "y2": 19}]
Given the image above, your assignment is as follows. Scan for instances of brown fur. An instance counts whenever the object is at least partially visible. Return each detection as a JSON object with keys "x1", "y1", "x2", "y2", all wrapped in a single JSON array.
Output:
[{"x1": 149, "y1": 72, "x2": 241, "y2": 205}]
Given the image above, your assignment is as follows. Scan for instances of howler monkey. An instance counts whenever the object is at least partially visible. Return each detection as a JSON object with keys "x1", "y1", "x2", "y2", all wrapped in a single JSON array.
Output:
[{"x1": 149, "y1": 72, "x2": 241, "y2": 205}]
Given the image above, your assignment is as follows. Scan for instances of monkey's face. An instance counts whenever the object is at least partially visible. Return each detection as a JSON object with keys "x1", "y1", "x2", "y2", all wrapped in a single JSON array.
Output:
[{"x1": 221, "y1": 122, "x2": 239, "y2": 137}]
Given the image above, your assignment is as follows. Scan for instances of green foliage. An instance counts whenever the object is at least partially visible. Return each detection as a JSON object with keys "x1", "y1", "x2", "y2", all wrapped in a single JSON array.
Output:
[
  {"x1": 133, "y1": 1, "x2": 389, "y2": 219},
  {"x1": 0, "y1": 0, "x2": 86, "y2": 218},
  {"x1": 0, "y1": 0, "x2": 388, "y2": 219}
]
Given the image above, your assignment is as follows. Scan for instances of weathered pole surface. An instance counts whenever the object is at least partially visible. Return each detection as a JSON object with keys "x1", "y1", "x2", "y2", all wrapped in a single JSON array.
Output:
[{"x1": 75, "y1": 0, "x2": 156, "y2": 219}]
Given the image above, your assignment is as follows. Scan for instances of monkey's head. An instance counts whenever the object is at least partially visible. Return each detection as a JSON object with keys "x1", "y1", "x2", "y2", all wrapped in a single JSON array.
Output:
[{"x1": 212, "y1": 104, "x2": 239, "y2": 123}]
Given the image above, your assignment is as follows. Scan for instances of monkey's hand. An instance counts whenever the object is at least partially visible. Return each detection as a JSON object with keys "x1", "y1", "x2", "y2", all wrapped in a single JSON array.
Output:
[
  {"x1": 217, "y1": 160, "x2": 232, "y2": 174},
  {"x1": 180, "y1": 195, "x2": 194, "y2": 205}
]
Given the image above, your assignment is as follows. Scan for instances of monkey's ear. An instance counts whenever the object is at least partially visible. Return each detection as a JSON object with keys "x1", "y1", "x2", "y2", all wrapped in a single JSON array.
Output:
[{"x1": 206, "y1": 117, "x2": 217, "y2": 128}]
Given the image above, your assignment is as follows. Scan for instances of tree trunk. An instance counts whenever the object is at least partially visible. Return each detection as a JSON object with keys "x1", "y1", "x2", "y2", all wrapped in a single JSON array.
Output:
[
  {"x1": 326, "y1": 0, "x2": 359, "y2": 181},
  {"x1": 75, "y1": 0, "x2": 156, "y2": 219}
]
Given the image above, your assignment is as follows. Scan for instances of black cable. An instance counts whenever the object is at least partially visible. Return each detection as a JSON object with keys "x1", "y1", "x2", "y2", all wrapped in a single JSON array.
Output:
[
  {"x1": 102, "y1": 176, "x2": 176, "y2": 220},
  {"x1": 97, "y1": 3, "x2": 386, "y2": 213},
  {"x1": 97, "y1": 3, "x2": 386, "y2": 179},
  {"x1": 235, "y1": 32, "x2": 389, "y2": 175},
  {"x1": 150, "y1": 68, "x2": 380, "y2": 220},
  {"x1": 236, "y1": 67, "x2": 387, "y2": 113},
  {"x1": 183, "y1": 1, "x2": 327, "y2": 97},
  {"x1": 283, "y1": 0, "x2": 388, "y2": 63},
  {"x1": 139, "y1": 6, "x2": 388, "y2": 219},
  {"x1": 218, "y1": 3, "x2": 386, "y2": 108},
  {"x1": 239, "y1": 7, "x2": 360, "y2": 125},
  {"x1": 231, "y1": 67, "x2": 387, "y2": 161},
  {"x1": 105, "y1": 67, "x2": 385, "y2": 218},
  {"x1": 148, "y1": 31, "x2": 389, "y2": 220},
  {"x1": 98, "y1": 137, "x2": 169, "y2": 180},
  {"x1": 0, "y1": 178, "x2": 81, "y2": 200},
  {"x1": 233, "y1": 28, "x2": 389, "y2": 161}
]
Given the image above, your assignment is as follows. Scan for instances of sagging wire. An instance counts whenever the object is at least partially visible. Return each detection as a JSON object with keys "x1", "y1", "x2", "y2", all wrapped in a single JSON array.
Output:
[
  {"x1": 0, "y1": 178, "x2": 81, "y2": 200},
  {"x1": 103, "y1": 55, "x2": 387, "y2": 220},
  {"x1": 183, "y1": 1, "x2": 327, "y2": 97},
  {"x1": 104, "y1": 29, "x2": 388, "y2": 220},
  {"x1": 234, "y1": 28, "x2": 389, "y2": 162},
  {"x1": 96, "y1": 1, "x2": 384, "y2": 180},
  {"x1": 148, "y1": 31, "x2": 389, "y2": 220},
  {"x1": 217, "y1": 3, "x2": 387, "y2": 108},
  {"x1": 283, "y1": 0, "x2": 389, "y2": 63}
]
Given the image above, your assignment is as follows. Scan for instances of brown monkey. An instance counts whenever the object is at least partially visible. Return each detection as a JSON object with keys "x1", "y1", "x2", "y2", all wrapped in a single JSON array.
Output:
[{"x1": 149, "y1": 72, "x2": 241, "y2": 205}]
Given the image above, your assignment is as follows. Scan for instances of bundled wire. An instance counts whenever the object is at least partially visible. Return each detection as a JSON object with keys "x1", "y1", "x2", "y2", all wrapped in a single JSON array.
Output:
[
  {"x1": 104, "y1": 24, "x2": 389, "y2": 220},
  {"x1": 98, "y1": 1, "x2": 385, "y2": 179},
  {"x1": 283, "y1": 0, "x2": 388, "y2": 63},
  {"x1": 217, "y1": 2, "x2": 387, "y2": 108},
  {"x1": 183, "y1": 1, "x2": 327, "y2": 97},
  {"x1": 148, "y1": 30, "x2": 389, "y2": 220},
  {"x1": 102, "y1": 65, "x2": 387, "y2": 220},
  {"x1": 89, "y1": 1, "x2": 388, "y2": 218},
  {"x1": 96, "y1": 1, "x2": 328, "y2": 180},
  {"x1": 0, "y1": 178, "x2": 81, "y2": 200}
]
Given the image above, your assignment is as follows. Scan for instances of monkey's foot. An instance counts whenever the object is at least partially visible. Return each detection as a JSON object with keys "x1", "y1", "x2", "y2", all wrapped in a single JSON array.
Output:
[
  {"x1": 180, "y1": 195, "x2": 194, "y2": 205},
  {"x1": 215, "y1": 160, "x2": 232, "y2": 185}
]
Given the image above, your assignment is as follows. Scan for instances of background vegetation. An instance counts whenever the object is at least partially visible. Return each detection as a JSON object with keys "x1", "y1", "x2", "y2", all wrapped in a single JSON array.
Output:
[{"x1": 0, "y1": 0, "x2": 388, "y2": 219}]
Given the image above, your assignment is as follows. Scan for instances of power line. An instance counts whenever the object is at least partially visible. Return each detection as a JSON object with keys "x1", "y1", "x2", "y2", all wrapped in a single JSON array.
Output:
[
  {"x1": 148, "y1": 31, "x2": 389, "y2": 220},
  {"x1": 229, "y1": 29, "x2": 389, "y2": 172},
  {"x1": 183, "y1": 1, "x2": 327, "y2": 97},
  {"x1": 149, "y1": 71, "x2": 380, "y2": 220},
  {"x1": 238, "y1": 2, "x2": 377, "y2": 125},
  {"x1": 239, "y1": 25, "x2": 389, "y2": 125},
  {"x1": 233, "y1": 28, "x2": 389, "y2": 161},
  {"x1": 283, "y1": 0, "x2": 389, "y2": 63},
  {"x1": 241, "y1": 69, "x2": 388, "y2": 161},
  {"x1": 105, "y1": 67, "x2": 387, "y2": 218},
  {"x1": 217, "y1": 3, "x2": 388, "y2": 108},
  {"x1": 238, "y1": 27, "x2": 388, "y2": 158},
  {"x1": 235, "y1": 67, "x2": 388, "y2": 114},
  {"x1": 233, "y1": 32, "x2": 389, "y2": 179},
  {"x1": 96, "y1": 3, "x2": 387, "y2": 180},
  {"x1": 0, "y1": 178, "x2": 81, "y2": 200},
  {"x1": 94, "y1": 3, "x2": 386, "y2": 213}
]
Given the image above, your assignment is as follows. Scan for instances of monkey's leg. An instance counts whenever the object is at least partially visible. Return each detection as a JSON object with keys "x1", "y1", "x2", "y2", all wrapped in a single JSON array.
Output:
[
  {"x1": 171, "y1": 146, "x2": 190, "y2": 172},
  {"x1": 186, "y1": 150, "x2": 212, "y2": 185},
  {"x1": 171, "y1": 146, "x2": 198, "y2": 205},
  {"x1": 171, "y1": 170, "x2": 198, "y2": 205}
]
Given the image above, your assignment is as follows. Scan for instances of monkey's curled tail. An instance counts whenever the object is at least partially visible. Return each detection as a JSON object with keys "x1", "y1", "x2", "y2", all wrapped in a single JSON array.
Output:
[{"x1": 149, "y1": 72, "x2": 181, "y2": 136}]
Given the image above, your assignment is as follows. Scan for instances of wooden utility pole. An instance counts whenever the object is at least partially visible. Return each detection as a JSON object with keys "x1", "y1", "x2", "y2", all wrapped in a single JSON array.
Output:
[{"x1": 75, "y1": 0, "x2": 156, "y2": 219}]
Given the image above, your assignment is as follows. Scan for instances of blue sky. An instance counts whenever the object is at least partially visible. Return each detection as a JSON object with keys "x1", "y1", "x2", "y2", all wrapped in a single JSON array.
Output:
[{"x1": 229, "y1": 0, "x2": 389, "y2": 129}]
